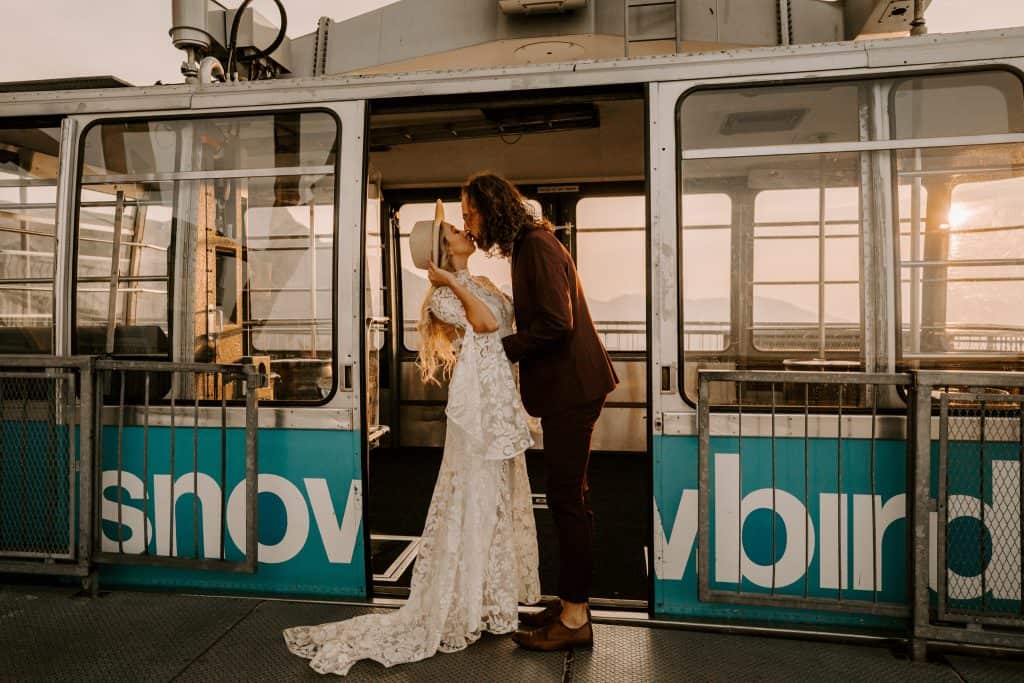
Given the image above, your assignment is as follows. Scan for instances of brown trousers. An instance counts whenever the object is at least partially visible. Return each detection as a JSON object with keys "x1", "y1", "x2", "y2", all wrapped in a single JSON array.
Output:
[{"x1": 540, "y1": 396, "x2": 605, "y2": 603}]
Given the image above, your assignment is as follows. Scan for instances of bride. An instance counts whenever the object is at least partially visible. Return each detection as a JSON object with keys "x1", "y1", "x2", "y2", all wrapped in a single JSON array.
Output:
[{"x1": 284, "y1": 200, "x2": 540, "y2": 676}]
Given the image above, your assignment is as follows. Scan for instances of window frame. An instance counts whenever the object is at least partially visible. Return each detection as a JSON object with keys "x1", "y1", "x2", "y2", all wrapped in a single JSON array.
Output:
[
  {"x1": 0, "y1": 116, "x2": 66, "y2": 355},
  {"x1": 675, "y1": 67, "x2": 1024, "y2": 407},
  {"x1": 71, "y1": 108, "x2": 343, "y2": 406}
]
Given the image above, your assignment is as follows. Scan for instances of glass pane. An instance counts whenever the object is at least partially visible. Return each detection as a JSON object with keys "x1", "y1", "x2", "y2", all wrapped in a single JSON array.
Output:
[
  {"x1": 0, "y1": 121, "x2": 61, "y2": 353},
  {"x1": 77, "y1": 112, "x2": 338, "y2": 402},
  {"x1": 680, "y1": 152, "x2": 865, "y2": 403},
  {"x1": 896, "y1": 143, "x2": 1024, "y2": 363},
  {"x1": 365, "y1": 193, "x2": 384, "y2": 319},
  {"x1": 680, "y1": 82, "x2": 863, "y2": 150},
  {"x1": 753, "y1": 177, "x2": 861, "y2": 353},
  {"x1": 75, "y1": 183, "x2": 173, "y2": 355},
  {"x1": 892, "y1": 71, "x2": 1024, "y2": 140},
  {"x1": 680, "y1": 193, "x2": 731, "y2": 353},
  {"x1": 576, "y1": 196, "x2": 645, "y2": 352},
  {"x1": 82, "y1": 112, "x2": 338, "y2": 176}
]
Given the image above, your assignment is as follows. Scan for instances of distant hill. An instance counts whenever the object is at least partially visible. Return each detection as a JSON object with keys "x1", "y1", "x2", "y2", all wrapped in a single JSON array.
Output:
[{"x1": 401, "y1": 271, "x2": 826, "y2": 325}]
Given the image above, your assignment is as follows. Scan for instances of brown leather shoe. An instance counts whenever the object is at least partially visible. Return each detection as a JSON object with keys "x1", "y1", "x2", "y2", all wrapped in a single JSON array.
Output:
[
  {"x1": 512, "y1": 617, "x2": 593, "y2": 651},
  {"x1": 518, "y1": 600, "x2": 562, "y2": 629}
]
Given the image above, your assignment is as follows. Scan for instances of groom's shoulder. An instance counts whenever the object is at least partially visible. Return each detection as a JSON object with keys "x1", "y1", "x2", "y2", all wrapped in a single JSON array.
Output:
[{"x1": 519, "y1": 226, "x2": 564, "y2": 255}]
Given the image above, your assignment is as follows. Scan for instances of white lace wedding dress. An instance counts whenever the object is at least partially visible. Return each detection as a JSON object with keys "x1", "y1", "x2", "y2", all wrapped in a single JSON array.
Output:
[{"x1": 284, "y1": 271, "x2": 541, "y2": 676}]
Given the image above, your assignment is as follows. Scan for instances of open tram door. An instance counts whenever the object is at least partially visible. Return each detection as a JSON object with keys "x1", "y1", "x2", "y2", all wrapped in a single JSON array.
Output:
[{"x1": 361, "y1": 85, "x2": 652, "y2": 611}]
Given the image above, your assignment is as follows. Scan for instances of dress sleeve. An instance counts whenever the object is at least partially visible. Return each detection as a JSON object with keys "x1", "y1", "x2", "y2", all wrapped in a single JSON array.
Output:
[{"x1": 429, "y1": 286, "x2": 468, "y2": 328}]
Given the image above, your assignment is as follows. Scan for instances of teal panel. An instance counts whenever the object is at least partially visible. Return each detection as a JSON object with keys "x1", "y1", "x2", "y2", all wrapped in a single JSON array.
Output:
[
  {"x1": 653, "y1": 434, "x2": 906, "y2": 629},
  {"x1": 653, "y1": 432, "x2": 1022, "y2": 628},
  {"x1": 96, "y1": 427, "x2": 365, "y2": 598},
  {"x1": 0, "y1": 420, "x2": 73, "y2": 555}
]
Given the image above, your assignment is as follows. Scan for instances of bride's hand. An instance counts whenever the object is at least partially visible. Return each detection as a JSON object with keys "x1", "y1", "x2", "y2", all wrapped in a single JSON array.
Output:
[{"x1": 427, "y1": 260, "x2": 458, "y2": 288}]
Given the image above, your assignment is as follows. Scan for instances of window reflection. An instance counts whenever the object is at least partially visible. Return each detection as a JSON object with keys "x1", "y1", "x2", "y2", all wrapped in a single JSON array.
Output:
[
  {"x1": 0, "y1": 121, "x2": 61, "y2": 354},
  {"x1": 76, "y1": 112, "x2": 338, "y2": 402},
  {"x1": 897, "y1": 143, "x2": 1024, "y2": 364},
  {"x1": 680, "y1": 153, "x2": 864, "y2": 403}
]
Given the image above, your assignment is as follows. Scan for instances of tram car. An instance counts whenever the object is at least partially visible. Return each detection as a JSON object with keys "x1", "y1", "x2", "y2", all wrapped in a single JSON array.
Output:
[{"x1": 2, "y1": 0, "x2": 1023, "y2": 654}]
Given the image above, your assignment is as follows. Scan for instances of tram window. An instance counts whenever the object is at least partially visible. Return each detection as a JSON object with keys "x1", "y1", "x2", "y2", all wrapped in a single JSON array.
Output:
[
  {"x1": 575, "y1": 196, "x2": 646, "y2": 352},
  {"x1": 681, "y1": 192, "x2": 732, "y2": 353},
  {"x1": 679, "y1": 152, "x2": 865, "y2": 403},
  {"x1": 751, "y1": 154, "x2": 862, "y2": 354},
  {"x1": 76, "y1": 111, "x2": 338, "y2": 402},
  {"x1": 365, "y1": 190, "x2": 385, "y2": 319},
  {"x1": 0, "y1": 121, "x2": 61, "y2": 354},
  {"x1": 679, "y1": 81, "x2": 862, "y2": 150},
  {"x1": 892, "y1": 71, "x2": 1024, "y2": 140},
  {"x1": 397, "y1": 200, "x2": 529, "y2": 351},
  {"x1": 75, "y1": 183, "x2": 172, "y2": 352},
  {"x1": 896, "y1": 143, "x2": 1024, "y2": 365}
]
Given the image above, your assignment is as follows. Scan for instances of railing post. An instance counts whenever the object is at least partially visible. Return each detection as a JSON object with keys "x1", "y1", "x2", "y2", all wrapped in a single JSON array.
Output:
[
  {"x1": 78, "y1": 357, "x2": 96, "y2": 589},
  {"x1": 910, "y1": 379, "x2": 933, "y2": 661},
  {"x1": 243, "y1": 363, "x2": 259, "y2": 573},
  {"x1": 697, "y1": 371, "x2": 711, "y2": 601}
]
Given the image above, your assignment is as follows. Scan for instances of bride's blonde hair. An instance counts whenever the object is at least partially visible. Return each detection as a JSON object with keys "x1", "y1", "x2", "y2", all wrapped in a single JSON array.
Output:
[{"x1": 416, "y1": 242, "x2": 458, "y2": 385}]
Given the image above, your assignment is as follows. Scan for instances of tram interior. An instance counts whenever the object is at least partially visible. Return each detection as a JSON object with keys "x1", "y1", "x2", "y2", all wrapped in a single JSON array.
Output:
[{"x1": 363, "y1": 86, "x2": 651, "y2": 603}]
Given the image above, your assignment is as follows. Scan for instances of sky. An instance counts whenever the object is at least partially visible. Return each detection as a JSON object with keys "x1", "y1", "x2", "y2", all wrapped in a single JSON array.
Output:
[{"x1": 1, "y1": 0, "x2": 1023, "y2": 86}]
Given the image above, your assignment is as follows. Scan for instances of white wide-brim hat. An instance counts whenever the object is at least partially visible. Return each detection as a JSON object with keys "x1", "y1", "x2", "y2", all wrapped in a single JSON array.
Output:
[{"x1": 409, "y1": 199, "x2": 445, "y2": 270}]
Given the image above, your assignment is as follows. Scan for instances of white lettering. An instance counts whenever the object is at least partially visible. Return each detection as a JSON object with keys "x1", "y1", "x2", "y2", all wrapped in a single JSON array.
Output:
[
  {"x1": 712, "y1": 454, "x2": 814, "y2": 588},
  {"x1": 819, "y1": 493, "x2": 849, "y2": 590},
  {"x1": 100, "y1": 471, "x2": 152, "y2": 554},
  {"x1": 226, "y1": 474, "x2": 309, "y2": 564},
  {"x1": 852, "y1": 494, "x2": 906, "y2": 591},
  {"x1": 151, "y1": 473, "x2": 222, "y2": 557},
  {"x1": 306, "y1": 479, "x2": 363, "y2": 564},
  {"x1": 653, "y1": 490, "x2": 698, "y2": 581},
  {"x1": 714, "y1": 453, "x2": 740, "y2": 583},
  {"x1": 740, "y1": 488, "x2": 814, "y2": 589}
]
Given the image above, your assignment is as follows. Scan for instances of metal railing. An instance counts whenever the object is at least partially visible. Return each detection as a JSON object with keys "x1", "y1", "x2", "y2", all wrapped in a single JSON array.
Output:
[
  {"x1": 697, "y1": 370, "x2": 913, "y2": 617},
  {"x1": 698, "y1": 368, "x2": 1024, "y2": 655},
  {"x1": 0, "y1": 356, "x2": 93, "y2": 579},
  {"x1": 90, "y1": 359, "x2": 260, "y2": 574},
  {"x1": 912, "y1": 371, "x2": 1024, "y2": 655},
  {"x1": 0, "y1": 355, "x2": 261, "y2": 583}
]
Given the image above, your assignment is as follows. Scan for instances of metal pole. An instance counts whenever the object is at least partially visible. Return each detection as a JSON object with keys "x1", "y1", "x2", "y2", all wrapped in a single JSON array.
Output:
[
  {"x1": 79, "y1": 359, "x2": 94, "y2": 574},
  {"x1": 911, "y1": 382, "x2": 933, "y2": 661},
  {"x1": 910, "y1": 0, "x2": 928, "y2": 36},
  {"x1": 105, "y1": 191, "x2": 126, "y2": 355},
  {"x1": 244, "y1": 364, "x2": 259, "y2": 573},
  {"x1": 778, "y1": 0, "x2": 792, "y2": 46},
  {"x1": 818, "y1": 154, "x2": 827, "y2": 358},
  {"x1": 910, "y1": 150, "x2": 923, "y2": 354}
]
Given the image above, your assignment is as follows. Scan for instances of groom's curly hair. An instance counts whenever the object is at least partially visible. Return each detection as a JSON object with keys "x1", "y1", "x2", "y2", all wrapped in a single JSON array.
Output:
[{"x1": 461, "y1": 172, "x2": 553, "y2": 258}]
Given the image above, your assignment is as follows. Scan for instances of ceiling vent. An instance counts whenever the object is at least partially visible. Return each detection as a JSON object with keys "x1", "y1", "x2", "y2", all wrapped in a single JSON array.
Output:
[
  {"x1": 720, "y1": 109, "x2": 808, "y2": 136},
  {"x1": 498, "y1": 0, "x2": 588, "y2": 15}
]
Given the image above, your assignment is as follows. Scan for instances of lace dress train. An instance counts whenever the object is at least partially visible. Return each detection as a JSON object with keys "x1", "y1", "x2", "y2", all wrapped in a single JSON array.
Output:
[{"x1": 283, "y1": 274, "x2": 540, "y2": 676}]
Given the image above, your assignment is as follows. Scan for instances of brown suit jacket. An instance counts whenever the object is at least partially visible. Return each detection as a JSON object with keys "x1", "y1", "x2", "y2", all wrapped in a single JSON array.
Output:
[{"x1": 502, "y1": 225, "x2": 619, "y2": 417}]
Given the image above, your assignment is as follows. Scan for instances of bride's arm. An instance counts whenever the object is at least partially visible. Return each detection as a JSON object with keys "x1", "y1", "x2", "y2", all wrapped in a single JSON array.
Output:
[{"x1": 427, "y1": 264, "x2": 499, "y2": 334}]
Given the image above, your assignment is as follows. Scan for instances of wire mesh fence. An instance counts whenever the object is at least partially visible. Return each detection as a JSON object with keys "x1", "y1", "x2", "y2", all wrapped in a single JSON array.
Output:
[
  {"x1": 0, "y1": 370, "x2": 76, "y2": 559},
  {"x1": 937, "y1": 392, "x2": 1024, "y2": 628}
]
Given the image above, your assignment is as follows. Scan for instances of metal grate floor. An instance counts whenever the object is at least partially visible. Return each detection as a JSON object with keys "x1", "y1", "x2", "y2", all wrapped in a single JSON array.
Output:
[{"x1": 2, "y1": 584, "x2": 1023, "y2": 682}]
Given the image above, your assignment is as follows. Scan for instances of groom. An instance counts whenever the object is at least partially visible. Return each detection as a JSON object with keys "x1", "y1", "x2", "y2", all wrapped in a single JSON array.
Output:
[{"x1": 460, "y1": 173, "x2": 618, "y2": 651}]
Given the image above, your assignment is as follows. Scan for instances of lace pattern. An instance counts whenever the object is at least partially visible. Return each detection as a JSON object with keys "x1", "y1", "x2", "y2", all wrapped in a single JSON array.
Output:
[{"x1": 283, "y1": 271, "x2": 540, "y2": 676}]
